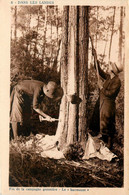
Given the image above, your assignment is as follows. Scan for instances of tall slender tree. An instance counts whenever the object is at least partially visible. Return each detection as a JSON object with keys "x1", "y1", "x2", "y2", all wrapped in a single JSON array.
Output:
[
  {"x1": 95, "y1": 6, "x2": 99, "y2": 50},
  {"x1": 33, "y1": 6, "x2": 41, "y2": 59},
  {"x1": 42, "y1": 6, "x2": 48, "y2": 68},
  {"x1": 118, "y1": 7, "x2": 124, "y2": 67},
  {"x1": 14, "y1": 6, "x2": 17, "y2": 45},
  {"x1": 108, "y1": 7, "x2": 116, "y2": 62}
]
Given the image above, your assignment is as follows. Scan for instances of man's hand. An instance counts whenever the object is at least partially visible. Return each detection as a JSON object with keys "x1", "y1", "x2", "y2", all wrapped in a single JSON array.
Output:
[
  {"x1": 39, "y1": 115, "x2": 59, "y2": 122},
  {"x1": 39, "y1": 115, "x2": 53, "y2": 122},
  {"x1": 45, "y1": 115, "x2": 53, "y2": 122}
]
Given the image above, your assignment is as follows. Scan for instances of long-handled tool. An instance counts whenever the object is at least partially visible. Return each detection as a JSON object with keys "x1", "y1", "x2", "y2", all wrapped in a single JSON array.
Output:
[{"x1": 89, "y1": 35, "x2": 101, "y2": 87}]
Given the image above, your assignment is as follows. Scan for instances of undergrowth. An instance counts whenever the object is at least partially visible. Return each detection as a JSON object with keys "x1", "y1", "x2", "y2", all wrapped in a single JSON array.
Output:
[{"x1": 9, "y1": 135, "x2": 123, "y2": 187}]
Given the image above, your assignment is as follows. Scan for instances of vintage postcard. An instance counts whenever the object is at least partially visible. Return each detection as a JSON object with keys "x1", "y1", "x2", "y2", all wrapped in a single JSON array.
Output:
[{"x1": 0, "y1": 0, "x2": 129, "y2": 194}]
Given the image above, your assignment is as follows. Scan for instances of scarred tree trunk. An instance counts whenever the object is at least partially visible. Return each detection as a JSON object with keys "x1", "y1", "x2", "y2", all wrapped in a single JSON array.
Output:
[
  {"x1": 56, "y1": 6, "x2": 89, "y2": 150},
  {"x1": 78, "y1": 7, "x2": 89, "y2": 144}
]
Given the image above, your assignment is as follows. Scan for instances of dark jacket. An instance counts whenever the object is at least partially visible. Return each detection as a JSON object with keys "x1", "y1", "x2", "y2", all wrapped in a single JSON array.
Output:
[{"x1": 90, "y1": 61, "x2": 121, "y2": 137}]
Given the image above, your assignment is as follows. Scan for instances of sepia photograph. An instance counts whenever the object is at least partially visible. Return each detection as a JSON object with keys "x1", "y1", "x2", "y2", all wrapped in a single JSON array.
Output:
[
  {"x1": 9, "y1": 5, "x2": 125, "y2": 188},
  {"x1": 1, "y1": 0, "x2": 129, "y2": 194}
]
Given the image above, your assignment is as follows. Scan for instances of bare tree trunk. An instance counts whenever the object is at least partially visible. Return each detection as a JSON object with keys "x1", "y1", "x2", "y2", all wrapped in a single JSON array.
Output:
[
  {"x1": 52, "y1": 39, "x2": 61, "y2": 71},
  {"x1": 42, "y1": 6, "x2": 48, "y2": 69},
  {"x1": 14, "y1": 6, "x2": 17, "y2": 45},
  {"x1": 26, "y1": 10, "x2": 32, "y2": 53},
  {"x1": 49, "y1": 7, "x2": 53, "y2": 68},
  {"x1": 56, "y1": 6, "x2": 59, "y2": 44},
  {"x1": 108, "y1": 7, "x2": 116, "y2": 62},
  {"x1": 11, "y1": 28, "x2": 13, "y2": 42},
  {"x1": 52, "y1": 6, "x2": 60, "y2": 71},
  {"x1": 33, "y1": 6, "x2": 41, "y2": 59},
  {"x1": 95, "y1": 6, "x2": 99, "y2": 50},
  {"x1": 78, "y1": 6, "x2": 89, "y2": 145},
  {"x1": 102, "y1": 34, "x2": 108, "y2": 63},
  {"x1": 118, "y1": 7, "x2": 123, "y2": 67},
  {"x1": 122, "y1": 7, "x2": 125, "y2": 67},
  {"x1": 56, "y1": 6, "x2": 89, "y2": 150}
]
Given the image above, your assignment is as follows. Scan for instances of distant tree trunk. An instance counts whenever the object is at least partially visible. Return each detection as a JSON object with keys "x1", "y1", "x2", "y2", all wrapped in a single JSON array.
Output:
[
  {"x1": 11, "y1": 28, "x2": 13, "y2": 42},
  {"x1": 102, "y1": 34, "x2": 108, "y2": 63},
  {"x1": 95, "y1": 6, "x2": 99, "y2": 50},
  {"x1": 56, "y1": 6, "x2": 59, "y2": 43},
  {"x1": 33, "y1": 6, "x2": 41, "y2": 59},
  {"x1": 26, "y1": 10, "x2": 32, "y2": 53},
  {"x1": 14, "y1": 6, "x2": 17, "y2": 45},
  {"x1": 123, "y1": 7, "x2": 125, "y2": 67},
  {"x1": 51, "y1": 6, "x2": 59, "y2": 71},
  {"x1": 42, "y1": 6, "x2": 48, "y2": 69},
  {"x1": 118, "y1": 7, "x2": 123, "y2": 67},
  {"x1": 50, "y1": 8, "x2": 53, "y2": 68},
  {"x1": 56, "y1": 6, "x2": 89, "y2": 150},
  {"x1": 52, "y1": 39, "x2": 61, "y2": 71},
  {"x1": 28, "y1": 10, "x2": 32, "y2": 32},
  {"x1": 108, "y1": 7, "x2": 116, "y2": 62},
  {"x1": 11, "y1": 7, "x2": 13, "y2": 42}
]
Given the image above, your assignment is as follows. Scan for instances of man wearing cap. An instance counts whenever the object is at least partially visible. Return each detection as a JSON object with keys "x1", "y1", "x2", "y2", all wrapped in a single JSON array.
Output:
[
  {"x1": 90, "y1": 49, "x2": 122, "y2": 149},
  {"x1": 10, "y1": 80, "x2": 63, "y2": 140}
]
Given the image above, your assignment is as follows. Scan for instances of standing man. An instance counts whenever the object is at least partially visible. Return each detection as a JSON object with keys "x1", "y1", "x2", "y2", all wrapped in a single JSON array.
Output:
[
  {"x1": 90, "y1": 49, "x2": 122, "y2": 149},
  {"x1": 10, "y1": 80, "x2": 63, "y2": 139}
]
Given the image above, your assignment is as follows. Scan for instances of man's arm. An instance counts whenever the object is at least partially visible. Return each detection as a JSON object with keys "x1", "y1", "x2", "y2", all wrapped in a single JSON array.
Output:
[
  {"x1": 33, "y1": 108, "x2": 52, "y2": 121},
  {"x1": 33, "y1": 88, "x2": 53, "y2": 121},
  {"x1": 92, "y1": 49, "x2": 108, "y2": 80}
]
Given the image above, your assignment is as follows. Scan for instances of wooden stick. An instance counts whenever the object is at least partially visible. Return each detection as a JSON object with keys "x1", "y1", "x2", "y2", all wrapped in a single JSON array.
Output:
[{"x1": 89, "y1": 36, "x2": 101, "y2": 86}]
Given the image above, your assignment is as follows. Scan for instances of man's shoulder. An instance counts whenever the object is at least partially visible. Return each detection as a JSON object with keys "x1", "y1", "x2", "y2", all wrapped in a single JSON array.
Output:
[
  {"x1": 31, "y1": 80, "x2": 45, "y2": 85},
  {"x1": 114, "y1": 75, "x2": 121, "y2": 81},
  {"x1": 113, "y1": 76, "x2": 121, "y2": 86},
  {"x1": 20, "y1": 80, "x2": 44, "y2": 86}
]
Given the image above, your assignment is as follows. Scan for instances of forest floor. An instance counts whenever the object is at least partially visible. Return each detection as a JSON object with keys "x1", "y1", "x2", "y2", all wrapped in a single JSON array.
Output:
[{"x1": 9, "y1": 121, "x2": 124, "y2": 188}]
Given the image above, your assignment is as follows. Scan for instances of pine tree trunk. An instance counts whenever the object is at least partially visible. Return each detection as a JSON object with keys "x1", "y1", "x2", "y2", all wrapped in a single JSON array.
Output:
[
  {"x1": 42, "y1": 6, "x2": 48, "y2": 69},
  {"x1": 108, "y1": 7, "x2": 116, "y2": 62},
  {"x1": 118, "y1": 7, "x2": 123, "y2": 67},
  {"x1": 56, "y1": 6, "x2": 69, "y2": 148},
  {"x1": 95, "y1": 7, "x2": 99, "y2": 50},
  {"x1": 14, "y1": 6, "x2": 17, "y2": 45},
  {"x1": 26, "y1": 10, "x2": 32, "y2": 53},
  {"x1": 78, "y1": 7, "x2": 89, "y2": 144},
  {"x1": 50, "y1": 7, "x2": 53, "y2": 68},
  {"x1": 33, "y1": 6, "x2": 41, "y2": 59},
  {"x1": 56, "y1": 6, "x2": 89, "y2": 150}
]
